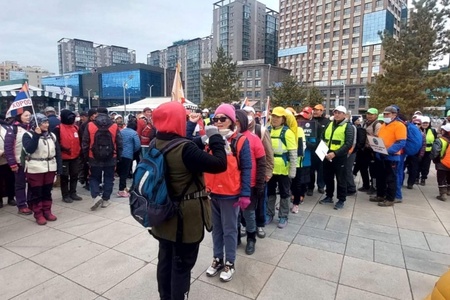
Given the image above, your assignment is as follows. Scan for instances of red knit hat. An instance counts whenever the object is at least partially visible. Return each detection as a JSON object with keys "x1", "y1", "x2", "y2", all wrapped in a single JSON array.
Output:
[{"x1": 214, "y1": 104, "x2": 236, "y2": 123}]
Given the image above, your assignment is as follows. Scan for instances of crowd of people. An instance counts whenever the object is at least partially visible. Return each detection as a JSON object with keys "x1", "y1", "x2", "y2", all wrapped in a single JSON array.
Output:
[{"x1": 1, "y1": 101, "x2": 449, "y2": 300}]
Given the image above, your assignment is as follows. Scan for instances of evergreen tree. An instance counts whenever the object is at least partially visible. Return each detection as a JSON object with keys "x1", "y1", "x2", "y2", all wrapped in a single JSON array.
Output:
[
  {"x1": 271, "y1": 75, "x2": 305, "y2": 107},
  {"x1": 368, "y1": 0, "x2": 450, "y2": 117},
  {"x1": 271, "y1": 76, "x2": 324, "y2": 109},
  {"x1": 201, "y1": 47, "x2": 240, "y2": 109}
]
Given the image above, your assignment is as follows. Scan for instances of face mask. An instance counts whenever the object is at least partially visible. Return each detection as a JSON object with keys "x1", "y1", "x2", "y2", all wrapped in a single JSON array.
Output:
[
  {"x1": 75, "y1": 117, "x2": 80, "y2": 122},
  {"x1": 247, "y1": 115, "x2": 254, "y2": 124},
  {"x1": 383, "y1": 117, "x2": 392, "y2": 124},
  {"x1": 219, "y1": 129, "x2": 231, "y2": 136}
]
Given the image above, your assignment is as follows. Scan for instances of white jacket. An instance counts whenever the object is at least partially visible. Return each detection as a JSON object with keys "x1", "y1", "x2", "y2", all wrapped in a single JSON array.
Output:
[{"x1": 23, "y1": 132, "x2": 57, "y2": 174}]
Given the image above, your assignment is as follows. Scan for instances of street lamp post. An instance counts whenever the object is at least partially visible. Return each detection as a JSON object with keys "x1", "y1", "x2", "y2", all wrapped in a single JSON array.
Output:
[
  {"x1": 147, "y1": 84, "x2": 154, "y2": 97},
  {"x1": 86, "y1": 89, "x2": 92, "y2": 109},
  {"x1": 123, "y1": 75, "x2": 134, "y2": 115}
]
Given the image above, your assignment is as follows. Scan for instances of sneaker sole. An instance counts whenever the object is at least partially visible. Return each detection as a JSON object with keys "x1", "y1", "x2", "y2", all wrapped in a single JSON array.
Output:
[
  {"x1": 90, "y1": 199, "x2": 103, "y2": 211},
  {"x1": 206, "y1": 268, "x2": 223, "y2": 277},
  {"x1": 220, "y1": 275, "x2": 234, "y2": 282}
]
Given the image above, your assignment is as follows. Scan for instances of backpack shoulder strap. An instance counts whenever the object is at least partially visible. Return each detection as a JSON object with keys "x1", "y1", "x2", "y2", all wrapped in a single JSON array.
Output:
[
  {"x1": 280, "y1": 125, "x2": 289, "y2": 146},
  {"x1": 371, "y1": 120, "x2": 379, "y2": 133},
  {"x1": 255, "y1": 124, "x2": 262, "y2": 139}
]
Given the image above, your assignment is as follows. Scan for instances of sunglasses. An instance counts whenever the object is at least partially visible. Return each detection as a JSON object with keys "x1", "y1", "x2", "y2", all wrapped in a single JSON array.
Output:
[{"x1": 213, "y1": 116, "x2": 228, "y2": 123}]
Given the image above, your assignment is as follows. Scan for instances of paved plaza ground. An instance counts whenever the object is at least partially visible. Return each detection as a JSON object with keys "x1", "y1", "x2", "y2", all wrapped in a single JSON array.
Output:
[{"x1": 1, "y1": 171, "x2": 450, "y2": 300}]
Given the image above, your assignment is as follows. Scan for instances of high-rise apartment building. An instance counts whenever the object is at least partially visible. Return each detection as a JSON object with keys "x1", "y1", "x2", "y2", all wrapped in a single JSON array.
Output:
[
  {"x1": 0, "y1": 61, "x2": 52, "y2": 88},
  {"x1": 58, "y1": 38, "x2": 136, "y2": 74},
  {"x1": 147, "y1": 36, "x2": 213, "y2": 104},
  {"x1": 212, "y1": 0, "x2": 279, "y2": 65},
  {"x1": 278, "y1": 0, "x2": 407, "y2": 113}
]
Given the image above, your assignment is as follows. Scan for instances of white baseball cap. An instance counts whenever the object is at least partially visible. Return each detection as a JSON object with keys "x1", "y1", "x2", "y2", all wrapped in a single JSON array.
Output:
[
  {"x1": 202, "y1": 108, "x2": 209, "y2": 113},
  {"x1": 442, "y1": 124, "x2": 450, "y2": 132},
  {"x1": 421, "y1": 116, "x2": 430, "y2": 123},
  {"x1": 333, "y1": 105, "x2": 347, "y2": 114}
]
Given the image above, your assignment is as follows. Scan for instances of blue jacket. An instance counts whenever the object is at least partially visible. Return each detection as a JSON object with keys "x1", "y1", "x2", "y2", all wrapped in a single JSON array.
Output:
[
  {"x1": 303, "y1": 136, "x2": 315, "y2": 168},
  {"x1": 120, "y1": 128, "x2": 141, "y2": 159},
  {"x1": 48, "y1": 114, "x2": 60, "y2": 133}
]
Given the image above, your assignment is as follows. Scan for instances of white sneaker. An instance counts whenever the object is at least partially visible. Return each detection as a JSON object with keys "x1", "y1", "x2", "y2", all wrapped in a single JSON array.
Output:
[
  {"x1": 91, "y1": 196, "x2": 103, "y2": 211},
  {"x1": 101, "y1": 200, "x2": 111, "y2": 208},
  {"x1": 206, "y1": 258, "x2": 224, "y2": 277},
  {"x1": 219, "y1": 261, "x2": 235, "y2": 282}
]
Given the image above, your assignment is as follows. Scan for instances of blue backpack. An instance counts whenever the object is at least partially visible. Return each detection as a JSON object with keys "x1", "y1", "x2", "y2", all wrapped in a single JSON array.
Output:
[
  {"x1": 129, "y1": 138, "x2": 190, "y2": 228},
  {"x1": 404, "y1": 122, "x2": 422, "y2": 156}
]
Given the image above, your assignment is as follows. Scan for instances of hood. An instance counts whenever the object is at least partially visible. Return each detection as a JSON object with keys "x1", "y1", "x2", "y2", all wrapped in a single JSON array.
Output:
[
  {"x1": 94, "y1": 113, "x2": 113, "y2": 129},
  {"x1": 235, "y1": 110, "x2": 248, "y2": 133},
  {"x1": 60, "y1": 109, "x2": 76, "y2": 125},
  {"x1": 152, "y1": 101, "x2": 186, "y2": 137}
]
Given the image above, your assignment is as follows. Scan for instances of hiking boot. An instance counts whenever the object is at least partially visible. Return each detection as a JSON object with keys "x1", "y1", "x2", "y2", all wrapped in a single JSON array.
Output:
[
  {"x1": 415, "y1": 178, "x2": 419, "y2": 185},
  {"x1": 277, "y1": 217, "x2": 288, "y2": 229},
  {"x1": 291, "y1": 204, "x2": 299, "y2": 214},
  {"x1": 369, "y1": 196, "x2": 385, "y2": 202},
  {"x1": 91, "y1": 196, "x2": 103, "y2": 211},
  {"x1": 257, "y1": 227, "x2": 266, "y2": 239},
  {"x1": 306, "y1": 189, "x2": 313, "y2": 196},
  {"x1": 245, "y1": 232, "x2": 256, "y2": 255},
  {"x1": 378, "y1": 200, "x2": 394, "y2": 207},
  {"x1": 319, "y1": 197, "x2": 333, "y2": 204},
  {"x1": 35, "y1": 215, "x2": 47, "y2": 225},
  {"x1": 206, "y1": 258, "x2": 224, "y2": 277},
  {"x1": 407, "y1": 185, "x2": 413, "y2": 189},
  {"x1": 318, "y1": 188, "x2": 325, "y2": 194},
  {"x1": 7, "y1": 198, "x2": 16, "y2": 206},
  {"x1": 437, "y1": 187, "x2": 447, "y2": 201},
  {"x1": 358, "y1": 187, "x2": 370, "y2": 192},
  {"x1": 62, "y1": 196, "x2": 73, "y2": 203},
  {"x1": 101, "y1": 200, "x2": 111, "y2": 208},
  {"x1": 420, "y1": 179, "x2": 426, "y2": 186},
  {"x1": 18, "y1": 207, "x2": 32, "y2": 215},
  {"x1": 240, "y1": 226, "x2": 247, "y2": 237},
  {"x1": 334, "y1": 200, "x2": 345, "y2": 210},
  {"x1": 219, "y1": 261, "x2": 235, "y2": 282},
  {"x1": 70, "y1": 194, "x2": 83, "y2": 201}
]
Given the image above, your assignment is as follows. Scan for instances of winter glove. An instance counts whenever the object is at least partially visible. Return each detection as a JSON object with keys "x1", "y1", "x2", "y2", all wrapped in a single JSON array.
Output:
[
  {"x1": 233, "y1": 197, "x2": 251, "y2": 210},
  {"x1": 201, "y1": 135, "x2": 208, "y2": 145},
  {"x1": 205, "y1": 125, "x2": 219, "y2": 138}
]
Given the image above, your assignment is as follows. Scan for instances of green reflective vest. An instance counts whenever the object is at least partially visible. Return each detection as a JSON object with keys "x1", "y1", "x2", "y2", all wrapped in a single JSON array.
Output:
[
  {"x1": 324, "y1": 122, "x2": 348, "y2": 151},
  {"x1": 425, "y1": 129, "x2": 435, "y2": 152}
]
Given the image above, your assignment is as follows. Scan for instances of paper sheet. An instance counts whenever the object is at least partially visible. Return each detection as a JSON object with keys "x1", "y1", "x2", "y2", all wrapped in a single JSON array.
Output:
[{"x1": 315, "y1": 140, "x2": 329, "y2": 161}]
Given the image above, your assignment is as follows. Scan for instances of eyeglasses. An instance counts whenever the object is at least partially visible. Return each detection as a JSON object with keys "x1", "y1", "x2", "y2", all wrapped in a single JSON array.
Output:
[{"x1": 213, "y1": 116, "x2": 228, "y2": 123}]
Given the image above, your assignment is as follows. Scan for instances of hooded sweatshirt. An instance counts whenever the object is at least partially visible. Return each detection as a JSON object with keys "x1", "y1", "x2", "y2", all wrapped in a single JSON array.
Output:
[{"x1": 54, "y1": 109, "x2": 81, "y2": 160}]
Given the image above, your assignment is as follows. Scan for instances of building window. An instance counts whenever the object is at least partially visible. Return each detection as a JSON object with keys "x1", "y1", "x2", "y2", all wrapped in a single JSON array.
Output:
[
  {"x1": 354, "y1": 16, "x2": 361, "y2": 23},
  {"x1": 344, "y1": 8, "x2": 351, "y2": 14},
  {"x1": 351, "y1": 57, "x2": 358, "y2": 64},
  {"x1": 351, "y1": 68, "x2": 357, "y2": 75},
  {"x1": 239, "y1": 80, "x2": 244, "y2": 87},
  {"x1": 343, "y1": 28, "x2": 350, "y2": 35},
  {"x1": 255, "y1": 91, "x2": 261, "y2": 98},
  {"x1": 341, "y1": 59, "x2": 348, "y2": 65},
  {"x1": 247, "y1": 70, "x2": 253, "y2": 77},
  {"x1": 365, "y1": 3, "x2": 371, "y2": 10},
  {"x1": 255, "y1": 80, "x2": 261, "y2": 87},
  {"x1": 341, "y1": 69, "x2": 347, "y2": 76},
  {"x1": 373, "y1": 55, "x2": 380, "y2": 62},
  {"x1": 255, "y1": 69, "x2": 261, "y2": 77},
  {"x1": 353, "y1": 26, "x2": 360, "y2": 34},
  {"x1": 361, "y1": 56, "x2": 369, "y2": 63},
  {"x1": 361, "y1": 67, "x2": 368, "y2": 73},
  {"x1": 246, "y1": 91, "x2": 253, "y2": 97},
  {"x1": 349, "y1": 88, "x2": 356, "y2": 96},
  {"x1": 247, "y1": 80, "x2": 253, "y2": 87},
  {"x1": 332, "y1": 50, "x2": 339, "y2": 57},
  {"x1": 352, "y1": 37, "x2": 360, "y2": 44}
]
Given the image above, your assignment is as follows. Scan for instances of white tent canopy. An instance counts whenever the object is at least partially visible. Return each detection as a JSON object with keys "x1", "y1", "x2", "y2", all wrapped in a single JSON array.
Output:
[{"x1": 109, "y1": 97, "x2": 198, "y2": 112}]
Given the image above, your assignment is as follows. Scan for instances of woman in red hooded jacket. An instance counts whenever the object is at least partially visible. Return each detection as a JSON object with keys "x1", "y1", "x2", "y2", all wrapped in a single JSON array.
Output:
[{"x1": 149, "y1": 101, "x2": 227, "y2": 300}]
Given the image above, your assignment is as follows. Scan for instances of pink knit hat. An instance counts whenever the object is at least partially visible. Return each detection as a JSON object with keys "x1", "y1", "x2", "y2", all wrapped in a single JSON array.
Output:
[{"x1": 214, "y1": 104, "x2": 236, "y2": 123}]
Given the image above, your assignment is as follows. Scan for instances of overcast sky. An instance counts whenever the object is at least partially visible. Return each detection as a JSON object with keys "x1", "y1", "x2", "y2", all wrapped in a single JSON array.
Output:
[{"x1": 1, "y1": 0, "x2": 279, "y2": 74}]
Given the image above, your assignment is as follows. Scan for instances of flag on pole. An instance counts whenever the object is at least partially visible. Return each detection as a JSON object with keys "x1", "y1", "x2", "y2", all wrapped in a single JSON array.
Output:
[
  {"x1": 262, "y1": 96, "x2": 270, "y2": 126},
  {"x1": 240, "y1": 97, "x2": 249, "y2": 109},
  {"x1": 171, "y1": 63, "x2": 185, "y2": 104},
  {"x1": 6, "y1": 83, "x2": 33, "y2": 118}
]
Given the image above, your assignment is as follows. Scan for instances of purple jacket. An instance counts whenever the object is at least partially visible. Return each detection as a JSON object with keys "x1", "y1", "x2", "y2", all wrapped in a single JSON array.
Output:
[{"x1": 4, "y1": 122, "x2": 30, "y2": 167}]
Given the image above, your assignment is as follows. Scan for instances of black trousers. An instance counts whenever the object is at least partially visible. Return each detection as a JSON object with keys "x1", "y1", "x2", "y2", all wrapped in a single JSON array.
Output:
[
  {"x1": 436, "y1": 169, "x2": 450, "y2": 187},
  {"x1": 376, "y1": 159, "x2": 398, "y2": 201},
  {"x1": 308, "y1": 154, "x2": 325, "y2": 190},
  {"x1": 323, "y1": 155, "x2": 347, "y2": 201},
  {"x1": 60, "y1": 158, "x2": 80, "y2": 197},
  {"x1": 419, "y1": 152, "x2": 432, "y2": 180},
  {"x1": 0, "y1": 164, "x2": 15, "y2": 199},
  {"x1": 357, "y1": 148, "x2": 376, "y2": 189},
  {"x1": 405, "y1": 155, "x2": 420, "y2": 186},
  {"x1": 116, "y1": 157, "x2": 132, "y2": 191},
  {"x1": 157, "y1": 239, "x2": 200, "y2": 300}
]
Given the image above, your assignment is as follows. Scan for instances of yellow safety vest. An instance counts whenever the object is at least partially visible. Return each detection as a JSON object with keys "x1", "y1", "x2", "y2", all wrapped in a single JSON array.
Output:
[
  {"x1": 425, "y1": 129, "x2": 435, "y2": 152},
  {"x1": 324, "y1": 122, "x2": 348, "y2": 151}
]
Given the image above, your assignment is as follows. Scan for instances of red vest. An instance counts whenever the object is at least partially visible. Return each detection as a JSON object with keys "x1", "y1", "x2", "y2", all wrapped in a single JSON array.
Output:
[
  {"x1": 87, "y1": 122, "x2": 118, "y2": 159},
  {"x1": 59, "y1": 124, "x2": 81, "y2": 160}
]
